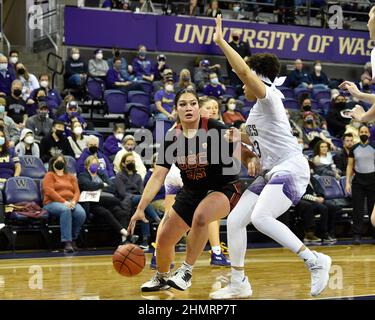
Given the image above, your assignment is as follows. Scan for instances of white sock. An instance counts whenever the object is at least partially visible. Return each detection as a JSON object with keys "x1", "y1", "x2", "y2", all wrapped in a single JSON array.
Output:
[
  {"x1": 298, "y1": 248, "x2": 317, "y2": 262},
  {"x1": 182, "y1": 261, "x2": 193, "y2": 272},
  {"x1": 211, "y1": 245, "x2": 221, "y2": 255},
  {"x1": 231, "y1": 268, "x2": 245, "y2": 284}
]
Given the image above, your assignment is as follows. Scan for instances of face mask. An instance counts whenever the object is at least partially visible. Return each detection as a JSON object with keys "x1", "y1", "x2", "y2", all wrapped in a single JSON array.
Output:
[
  {"x1": 139, "y1": 52, "x2": 146, "y2": 58},
  {"x1": 182, "y1": 76, "x2": 190, "y2": 82},
  {"x1": 55, "y1": 130, "x2": 64, "y2": 138},
  {"x1": 89, "y1": 146, "x2": 98, "y2": 154},
  {"x1": 165, "y1": 84, "x2": 174, "y2": 92},
  {"x1": 302, "y1": 105, "x2": 312, "y2": 111},
  {"x1": 0, "y1": 105, "x2": 5, "y2": 114},
  {"x1": 73, "y1": 127, "x2": 83, "y2": 135},
  {"x1": 13, "y1": 89, "x2": 22, "y2": 97},
  {"x1": 314, "y1": 65, "x2": 322, "y2": 72},
  {"x1": 335, "y1": 102, "x2": 346, "y2": 109},
  {"x1": 0, "y1": 137, "x2": 5, "y2": 146},
  {"x1": 54, "y1": 161, "x2": 65, "y2": 171},
  {"x1": 96, "y1": 53, "x2": 103, "y2": 60},
  {"x1": 228, "y1": 103, "x2": 236, "y2": 111},
  {"x1": 126, "y1": 162, "x2": 136, "y2": 171},
  {"x1": 40, "y1": 80, "x2": 48, "y2": 88},
  {"x1": 0, "y1": 63, "x2": 8, "y2": 71},
  {"x1": 305, "y1": 117, "x2": 314, "y2": 124},
  {"x1": 233, "y1": 6, "x2": 240, "y2": 12},
  {"x1": 17, "y1": 68, "x2": 25, "y2": 75},
  {"x1": 24, "y1": 136, "x2": 34, "y2": 144},
  {"x1": 211, "y1": 77, "x2": 219, "y2": 85},
  {"x1": 115, "y1": 133, "x2": 124, "y2": 141},
  {"x1": 72, "y1": 53, "x2": 80, "y2": 61},
  {"x1": 232, "y1": 35, "x2": 239, "y2": 41},
  {"x1": 360, "y1": 134, "x2": 369, "y2": 143},
  {"x1": 114, "y1": 50, "x2": 120, "y2": 57},
  {"x1": 125, "y1": 145, "x2": 134, "y2": 152},
  {"x1": 89, "y1": 163, "x2": 99, "y2": 174},
  {"x1": 9, "y1": 57, "x2": 18, "y2": 64},
  {"x1": 39, "y1": 111, "x2": 48, "y2": 119}
]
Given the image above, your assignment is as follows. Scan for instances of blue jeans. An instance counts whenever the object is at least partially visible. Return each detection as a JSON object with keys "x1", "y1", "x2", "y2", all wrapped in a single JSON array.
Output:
[
  {"x1": 68, "y1": 74, "x2": 82, "y2": 88},
  {"x1": 44, "y1": 202, "x2": 86, "y2": 242},
  {"x1": 131, "y1": 195, "x2": 161, "y2": 239}
]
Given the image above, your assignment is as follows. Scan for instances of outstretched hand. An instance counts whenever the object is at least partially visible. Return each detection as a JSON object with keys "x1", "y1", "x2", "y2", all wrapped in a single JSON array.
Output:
[
  {"x1": 351, "y1": 104, "x2": 366, "y2": 121},
  {"x1": 338, "y1": 81, "x2": 361, "y2": 98},
  {"x1": 213, "y1": 14, "x2": 224, "y2": 45}
]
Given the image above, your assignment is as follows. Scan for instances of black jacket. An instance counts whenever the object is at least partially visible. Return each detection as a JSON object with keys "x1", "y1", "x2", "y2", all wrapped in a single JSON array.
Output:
[{"x1": 40, "y1": 133, "x2": 75, "y2": 163}]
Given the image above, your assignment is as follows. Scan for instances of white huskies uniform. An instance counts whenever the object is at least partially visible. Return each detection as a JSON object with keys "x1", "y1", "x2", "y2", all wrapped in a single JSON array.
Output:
[{"x1": 245, "y1": 85, "x2": 309, "y2": 204}]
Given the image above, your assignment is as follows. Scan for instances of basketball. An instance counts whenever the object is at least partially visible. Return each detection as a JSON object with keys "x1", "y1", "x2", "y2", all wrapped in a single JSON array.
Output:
[{"x1": 112, "y1": 244, "x2": 146, "y2": 277}]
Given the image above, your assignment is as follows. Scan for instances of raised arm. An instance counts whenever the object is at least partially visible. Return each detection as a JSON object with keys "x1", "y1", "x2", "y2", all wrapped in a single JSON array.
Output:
[
  {"x1": 339, "y1": 81, "x2": 375, "y2": 105},
  {"x1": 213, "y1": 15, "x2": 266, "y2": 99}
]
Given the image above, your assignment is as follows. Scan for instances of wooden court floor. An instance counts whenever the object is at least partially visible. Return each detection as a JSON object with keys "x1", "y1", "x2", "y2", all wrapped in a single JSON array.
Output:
[{"x1": 0, "y1": 244, "x2": 374, "y2": 300}]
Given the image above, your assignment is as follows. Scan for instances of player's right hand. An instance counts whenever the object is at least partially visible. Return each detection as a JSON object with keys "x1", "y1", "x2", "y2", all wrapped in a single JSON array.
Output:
[
  {"x1": 224, "y1": 127, "x2": 241, "y2": 143},
  {"x1": 247, "y1": 157, "x2": 261, "y2": 177},
  {"x1": 339, "y1": 81, "x2": 361, "y2": 98},
  {"x1": 127, "y1": 209, "x2": 149, "y2": 235},
  {"x1": 213, "y1": 14, "x2": 224, "y2": 45}
]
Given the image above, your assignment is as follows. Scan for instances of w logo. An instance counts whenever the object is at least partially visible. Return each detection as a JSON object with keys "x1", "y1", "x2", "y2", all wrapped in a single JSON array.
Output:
[
  {"x1": 22, "y1": 157, "x2": 36, "y2": 167},
  {"x1": 15, "y1": 179, "x2": 28, "y2": 189},
  {"x1": 322, "y1": 177, "x2": 332, "y2": 187}
]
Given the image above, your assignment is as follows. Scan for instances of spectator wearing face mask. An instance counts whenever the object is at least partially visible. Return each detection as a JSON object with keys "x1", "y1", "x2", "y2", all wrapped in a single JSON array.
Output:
[
  {"x1": 334, "y1": 133, "x2": 354, "y2": 173},
  {"x1": 194, "y1": 59, "x2": 220, "y2": 91},
  {"x1": 5, "y1": 80, "x2": 28, "y2": 128},
  {"x1": 0, "y1": 97, "x2": 19, "y2": 146},
  {"x1": 25, "y1": 102, "x2": 53, "y2": 143},
  {"x1": 88, "y1": 49, "x2": 109, "y2": 81},
  {"x1": 106, "y1": 57, "x2": 144, "y2": 93},
  {"x1": 302, "y1": 111, "x2": 335, "y2": 150},
  {"x1": 40, "y1": 120, "x2": 75, "y2": 164},
  {"x1": 29, "y1": 74, "x2": 62, "y2": 112},
  {"x1": 76, "y1": 135, "x2": 114, "y2": 177},
  {"x1": 0, "y1": 55, "x2": 16, "y2": 97},
  {"x1": 64, "y1": 48, "x2": 88, "y2": 89},
  {"x1": 113, "y1": 135, "x2": 146, "y2": 178},
  {"x1": 103, "y1": 123, "x2": 125, "y2": 161},
  {"x1": 67, "y1": 121, "x2": 90, "y2": 159},
  {"x1": 346, "y1": 125, "x2": 375, "y2": 245},
  {"x1": 203, "y1": 72, "x2": 226, "y2": 98},
  {"x1": 227, "y1": 30, "x2": 251, "y2": 91},
  {"x1": 298, "y1": 96, "x2": 327, "y2": 129},
  {"x1": 326, "y1": 94, "x2": 352, "y2": 137},
  {"x1": 15, "y1": 128, "x2": 39, "y2": 157},
  {"x1": 0, "y1": 129, "x2": 21, "y2": 185},
  {"x1": 132, "y1": 45, "x2": 154, "y2": 82},
  {"x1": 102, "y1": 0, "x2": 121, "y2": 9},
  {"x1": 222, "y1": 98, "x2": 245, "y2": 126},
  {"x1": 107, "y1": 48, "x2": 133, "y2": 82},
  {"x1": 153, "y1": 54, "x2": 169, "y2": 82},
  {"x1": 58, "y1": 100, "x2": 86, "y2": 136},
  {"x1": 154, "y1": 78, "x2": 175, "y2": 120},
  {"x1": 307, "y1": 61, "x2": 329, "y2": 90},
  {"x1": 175, "y1": 69, "x2": 196, "y2": 92},
  {"x1": 345, "y1": 119, "x2": 361, "y2": 144},
  {"x1": 8, "y1": 50, "x2": 19, "y2": 68},
  {"x1": 15, "y1": 62, "x2": 39, "y2": 101}
]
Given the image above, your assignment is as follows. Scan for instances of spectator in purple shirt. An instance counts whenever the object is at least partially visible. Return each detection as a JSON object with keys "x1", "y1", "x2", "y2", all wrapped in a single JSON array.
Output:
[
  {"x1": 154, "y1": 77, "x2": 175, "y2": 120},
  {"x1": 0, "y1": 55, "x2": 16, "y2": 97},
  {"x1": 106, "y1": 57, "x2": 143, "y2": 94},
  {"x1": 132, "y1": 45, "x2": 154, "y2": 82},
  {"x1": 103, "y1": 123, "x2": 125, "y2": 161},
  {"x1": 203, "y1": 72, "x2": 226, "y2": 98}
]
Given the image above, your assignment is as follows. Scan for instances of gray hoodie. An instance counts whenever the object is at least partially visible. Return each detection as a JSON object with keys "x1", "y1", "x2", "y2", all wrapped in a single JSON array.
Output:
[{"x1": 0, "y1": 114, "x2": 20, "y2": 144}]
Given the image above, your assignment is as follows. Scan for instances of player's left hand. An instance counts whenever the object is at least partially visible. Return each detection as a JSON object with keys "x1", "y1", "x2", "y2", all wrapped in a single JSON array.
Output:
[
  {"x1": 351, "y1": 104, "x2": 366, "y2": 121},
  {"x1": 213, "y1": 14, "x2": 224, "y2": 45}
]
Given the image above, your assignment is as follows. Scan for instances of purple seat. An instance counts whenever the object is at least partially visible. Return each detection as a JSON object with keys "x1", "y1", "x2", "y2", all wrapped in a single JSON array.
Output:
[
  {"x1": 19, "y1": 156, "x2": 46, "y2": 179},
  {"x1": 87, "y1": 78, "x2": 105, "y2": 100},
  {"x1": 319, "y1": 99, "x2": 331, "y2": 115},
  {"x1": 241, "y1": 106, "x2": 252, "y2": 118},
  {"x1": 313, "y1": 89, "x2": 331, "y2": 101},
  {"x1": 104, "y1": 90, "x2": 127, "y2": 114},
  {"x1": 339, "y1": 176, "x2": 351, "y2": 197},
  {"x1": 225, "y1": 85, "x2": 237, "y2": 98},
  {"x1": 64, "y1": 156, "x2": 77, "y2": 175},
  {"x1": 278, "y1": 86, "x2": 295, "y2": 99},
  {"x1": 153, "y1": 119, "x2": 174, "y2": 145},
  {"x1": 283, "y1": 98, "x2": 299, "y2": 110},
  {"x1": 294, "y1": 88, "x2": 311, "y2": 101},
  {"x1": 314, "y1": 175, "x2": 344, "y2": 200},
  {"x1": 128, "y1": 103, "x2": 151, "y2": 128},
  {"x1": 128, "y1": 90, "x2": 150, "y2": 107},
  {"x1": 138, "y1": 81, "x2": 153, "y2": 95}
]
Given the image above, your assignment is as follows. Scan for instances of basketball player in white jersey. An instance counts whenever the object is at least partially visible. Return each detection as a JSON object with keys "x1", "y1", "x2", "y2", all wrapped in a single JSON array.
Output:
[{"x1": 210, "y1": 15, "x2": 332, "y2": 299}]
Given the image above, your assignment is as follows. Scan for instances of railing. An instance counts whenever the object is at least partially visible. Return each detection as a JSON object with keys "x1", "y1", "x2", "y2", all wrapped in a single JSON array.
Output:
[{"x1": 32, "y1": 7, "x2": 59, "y2": 54}]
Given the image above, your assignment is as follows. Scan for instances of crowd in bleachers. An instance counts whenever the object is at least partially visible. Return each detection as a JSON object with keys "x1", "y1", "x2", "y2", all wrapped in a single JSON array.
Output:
[{"x1": 0, "y1": 21, "x2": 375, "y2": 251}]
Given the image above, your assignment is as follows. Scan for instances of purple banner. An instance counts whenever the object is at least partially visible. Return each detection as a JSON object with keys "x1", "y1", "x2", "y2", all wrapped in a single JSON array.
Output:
[{"x1": 65, "y1": 7, "x2": 375, "y2": 64}]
